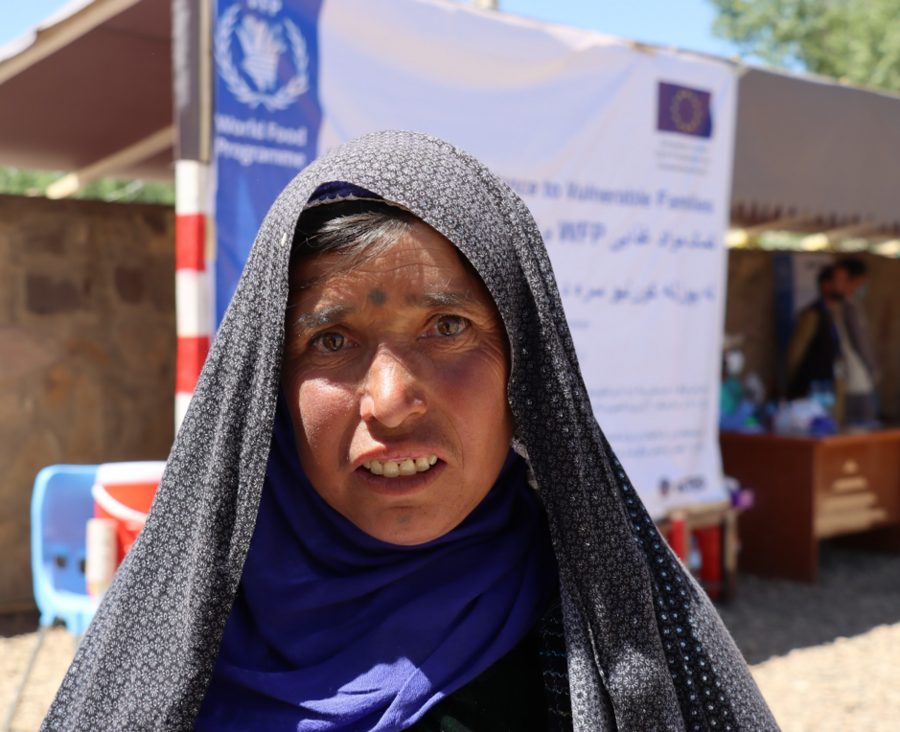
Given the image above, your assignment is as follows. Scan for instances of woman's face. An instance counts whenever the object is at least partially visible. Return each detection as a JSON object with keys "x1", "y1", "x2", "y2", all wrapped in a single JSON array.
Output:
[{"x1": 282, "y1": 219, "x2": 514, "y2": 545}]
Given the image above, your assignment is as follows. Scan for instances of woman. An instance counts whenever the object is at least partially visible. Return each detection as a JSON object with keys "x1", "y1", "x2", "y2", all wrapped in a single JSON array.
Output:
[{"x1": 42, "y1": 131, "x2": 777, "y2": 731}]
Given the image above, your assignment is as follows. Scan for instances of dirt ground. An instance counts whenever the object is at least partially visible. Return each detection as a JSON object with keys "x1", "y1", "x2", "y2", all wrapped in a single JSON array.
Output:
[
  {"x1": 0, "y1": 626, "x2": 74, "y2": 732},
  {"x1": 715, "y1": 540, "x2": 900, "y2": 731},
  {"x1": 2, "y1": 541, "x2": 898, "y2": 731}
]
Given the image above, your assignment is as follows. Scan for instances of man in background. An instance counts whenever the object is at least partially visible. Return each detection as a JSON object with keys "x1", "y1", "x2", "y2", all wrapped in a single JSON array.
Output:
[
  {"x1": 787, "y1": 261, "x2": 878, "y2": 424},
  {"x1": 834, "y1": 257, "x2": 878, "y2": 423},
  {"x1": 787, "y1": 266, "x2": 841, "y2": 403}
]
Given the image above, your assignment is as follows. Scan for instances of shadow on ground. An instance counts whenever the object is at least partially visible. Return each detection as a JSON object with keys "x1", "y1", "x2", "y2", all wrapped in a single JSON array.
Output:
[
  {"x1": 714, "y1": 540, "x2": 900, "y2": 665},
  {"x1": 0, "y1": 611, "x2": 39, "y2": 638}
]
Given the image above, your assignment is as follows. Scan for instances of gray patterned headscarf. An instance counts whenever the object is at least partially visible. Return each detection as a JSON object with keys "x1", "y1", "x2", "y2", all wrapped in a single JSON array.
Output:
[{"x1": 42, "y1": 130, "x2": 777, "y2": 731}]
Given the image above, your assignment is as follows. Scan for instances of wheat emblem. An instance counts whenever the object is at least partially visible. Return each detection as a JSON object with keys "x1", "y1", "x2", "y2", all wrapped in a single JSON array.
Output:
[{"x1": 215, "y1": 3, "x2": 309, "y2": 112}]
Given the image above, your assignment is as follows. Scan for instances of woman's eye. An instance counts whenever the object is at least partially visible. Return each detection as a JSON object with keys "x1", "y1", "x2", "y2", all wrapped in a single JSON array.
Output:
[
  {"x1": 314, "y1": 332, "x2": 346, "y2": 352},
  {"x1": 435, "y1": 315, "x2": 466, "y2": 336}
]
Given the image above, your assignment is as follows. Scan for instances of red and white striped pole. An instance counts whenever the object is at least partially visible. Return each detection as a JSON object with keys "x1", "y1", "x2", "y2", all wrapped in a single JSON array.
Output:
[
  {"x1": 173, "y1": 0, "x2": 213, "y2": 432},
  {"x1": 175, "y1": 160, "x2": 211, "y2": 430}
]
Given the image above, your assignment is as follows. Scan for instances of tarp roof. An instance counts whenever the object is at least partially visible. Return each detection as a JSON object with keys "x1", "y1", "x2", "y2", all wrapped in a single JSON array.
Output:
[
  {"x1": 731, "y1": 66, "x2": 900, "y2": 233},
  {"x1": 1, "y1": 0, "x2": 899, "y2": 229},
  {"x1": 0, "y1": 0, "x2": 172, "y2": 182}
]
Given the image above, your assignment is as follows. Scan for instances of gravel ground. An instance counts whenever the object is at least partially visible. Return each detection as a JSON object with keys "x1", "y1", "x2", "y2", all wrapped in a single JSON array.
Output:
[
  {"x1": 750, "y1": 624, "x2": 900, "y2": 732},
  {"x1": 0, "y1": 626, "x2": 75, "y2": 732},
  {"x1": 2, "y1": 541, "x2": 898, "y2": 731},
  {"x1": 716, "y1": 540, "x2": 900, "y2": 665},
  {"x1": 715, "y1": 540, "x2": 900, "y2": 731}
]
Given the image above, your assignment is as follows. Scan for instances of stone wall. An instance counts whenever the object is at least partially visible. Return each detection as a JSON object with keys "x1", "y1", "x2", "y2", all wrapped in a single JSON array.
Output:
[
  {"x1": 724, "y1": 249, "x2": 900, "y2": 422},
  {"x1": 723, "y1": 249, "x2": 779, "y2": 396},
  {"x1": 0, "y1": 194, "x2": 175, "y2": 613}
]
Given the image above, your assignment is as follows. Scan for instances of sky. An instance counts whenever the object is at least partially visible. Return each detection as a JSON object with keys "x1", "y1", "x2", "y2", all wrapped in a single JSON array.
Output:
[
  {"x1": 0, "y1": 0, "x2": 742, "y2": 59},
  {"x1": 0, "y1": 0, "x2": 83, "y2": 49}
]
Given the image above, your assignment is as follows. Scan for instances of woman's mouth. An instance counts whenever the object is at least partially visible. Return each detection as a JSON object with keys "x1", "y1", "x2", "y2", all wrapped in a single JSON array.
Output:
[{"x1": 362, "y1": 456, "x2": 439, "y2": 478}]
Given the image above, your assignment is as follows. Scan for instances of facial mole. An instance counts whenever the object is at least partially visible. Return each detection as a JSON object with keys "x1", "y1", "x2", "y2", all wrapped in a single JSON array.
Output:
[{"x1": 368, "y1": 289, "x2": 387, "y2": 306}]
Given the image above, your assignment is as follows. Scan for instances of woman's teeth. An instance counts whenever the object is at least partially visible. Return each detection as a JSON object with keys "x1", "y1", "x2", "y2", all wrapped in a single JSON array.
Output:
[{"x1": 363, "y1": 456, "x2": 438, "y2": 478}]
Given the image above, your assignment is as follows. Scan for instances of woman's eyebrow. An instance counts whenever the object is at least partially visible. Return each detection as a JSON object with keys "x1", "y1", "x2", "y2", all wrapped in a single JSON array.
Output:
[
  {"x1": 406, "y1": 291, "x2": 478, "y2": 309},
  {"x1": 292, "y1": 304, "x2": 355, "y2": 331}
]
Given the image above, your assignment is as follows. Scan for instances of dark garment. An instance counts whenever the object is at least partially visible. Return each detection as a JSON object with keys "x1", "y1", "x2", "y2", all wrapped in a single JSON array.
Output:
[
  {"x1": 410, "y1": 596, "x2": 572, "y2": 732},
  {"x1": 788, "y1": 299, "x2": 840, "y2": 399},
  {"x1": 41, "y1": 131, "x2": 776, "y2": 732},
  {"x1": 410, "y1": 630, "x2": 548, "y2": 732}
]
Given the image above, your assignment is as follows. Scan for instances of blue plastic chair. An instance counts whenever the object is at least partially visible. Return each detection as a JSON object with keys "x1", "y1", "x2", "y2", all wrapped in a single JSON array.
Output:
[
  {"x1": 3, "y1": 465, "x2": 99, "y2": 732},
  {"x1": 31, "y1": 464, "x2": 99, "y2": 634}
]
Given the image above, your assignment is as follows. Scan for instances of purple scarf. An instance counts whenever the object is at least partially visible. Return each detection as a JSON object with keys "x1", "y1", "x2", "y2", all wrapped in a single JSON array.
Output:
[{"x1": 194, "y1": 396, "x2": 557, "y2": 732}]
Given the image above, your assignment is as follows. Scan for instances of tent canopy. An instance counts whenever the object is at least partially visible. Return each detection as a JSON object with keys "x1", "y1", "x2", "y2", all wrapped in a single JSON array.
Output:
[
  {"x1": 0, "y1": 0, "x2": 173, "y2": 183},
  {"x1": 731, "y1": 67, "x2": 900, "y2": 234}
]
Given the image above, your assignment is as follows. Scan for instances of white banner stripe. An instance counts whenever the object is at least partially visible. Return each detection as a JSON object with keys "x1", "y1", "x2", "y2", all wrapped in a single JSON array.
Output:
[
  {"x1": 176, "y1": 160, "x2": 210, "y2": 215},
  {"x1": 175, "y1": 392, "x2": 193, "y2": 434},
  {"x1": 176, "y1": 270, "x2": 211, "y2": 338}
]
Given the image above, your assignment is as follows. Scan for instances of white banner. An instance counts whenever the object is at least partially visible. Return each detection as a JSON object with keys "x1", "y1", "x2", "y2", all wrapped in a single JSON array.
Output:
[{"x1": 316, "y1": 0, "x2": 737, "y2": 518}]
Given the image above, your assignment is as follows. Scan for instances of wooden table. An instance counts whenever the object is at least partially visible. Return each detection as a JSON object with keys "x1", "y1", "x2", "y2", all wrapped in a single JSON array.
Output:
[{"x1": 719, "y1": 429, "x2": 900, "y2": 582}]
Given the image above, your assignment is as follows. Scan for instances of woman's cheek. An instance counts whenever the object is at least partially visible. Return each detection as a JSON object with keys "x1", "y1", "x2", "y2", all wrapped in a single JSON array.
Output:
[
  {"x1": 444, "y1": 350, "x2": 512, "y2": 435},
  {"x1": 298, "y1": 378, "x2": 357, "y2": 451},
  {"x1": 443, "y1": 342, "x2": 509, "y2": 397}
]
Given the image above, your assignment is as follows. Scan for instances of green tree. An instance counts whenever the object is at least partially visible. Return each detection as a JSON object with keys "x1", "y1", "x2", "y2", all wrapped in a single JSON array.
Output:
[
  {"x1": 0, "y1": 166, "x2": 175, "y2": 205},
  {"x1": 709, "y1": 0, "x2": 900, "y2": 93}
]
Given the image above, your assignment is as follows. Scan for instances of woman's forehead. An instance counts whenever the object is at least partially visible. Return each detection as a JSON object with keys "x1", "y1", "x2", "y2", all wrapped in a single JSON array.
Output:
[{"x1": 287, "y1": 223, "x2": 495, "y2": 319}]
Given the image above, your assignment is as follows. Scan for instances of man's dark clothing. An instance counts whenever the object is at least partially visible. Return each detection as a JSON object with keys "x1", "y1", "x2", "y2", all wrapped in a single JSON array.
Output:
[{"x1": 787, "y1": 298, "x2": 840, "y2": 399}]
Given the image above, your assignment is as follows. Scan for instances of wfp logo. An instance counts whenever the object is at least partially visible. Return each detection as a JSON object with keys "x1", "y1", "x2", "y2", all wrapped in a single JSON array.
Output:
[{"x1": 216, "y1": 0, "x2": 309, "y2": 112}]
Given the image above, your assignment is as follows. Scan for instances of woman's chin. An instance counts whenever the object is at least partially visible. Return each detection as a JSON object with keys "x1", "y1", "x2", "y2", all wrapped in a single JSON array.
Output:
[{"x1": 356, "y1": 508, "x2": 455, "y2": 546}]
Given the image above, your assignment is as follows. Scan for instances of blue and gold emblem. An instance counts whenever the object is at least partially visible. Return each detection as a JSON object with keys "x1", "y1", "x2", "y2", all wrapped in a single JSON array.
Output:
[{"x1": 657, "y1": 82, "x2": 713, "y2": 138}]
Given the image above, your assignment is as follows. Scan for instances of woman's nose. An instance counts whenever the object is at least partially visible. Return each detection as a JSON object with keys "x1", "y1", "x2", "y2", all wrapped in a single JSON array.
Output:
[{"x1": 359, "y1": 349, "x2": 426, "y2": 428}]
